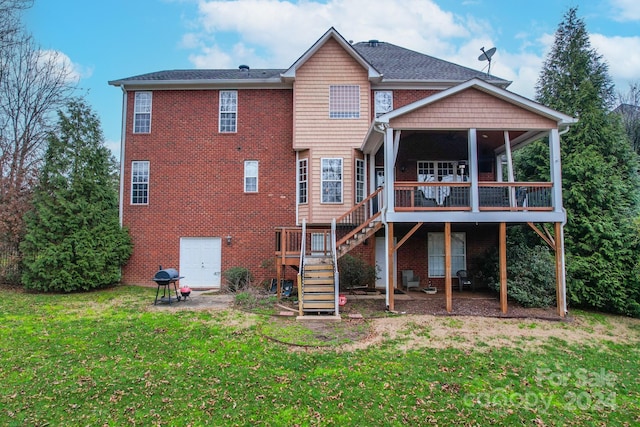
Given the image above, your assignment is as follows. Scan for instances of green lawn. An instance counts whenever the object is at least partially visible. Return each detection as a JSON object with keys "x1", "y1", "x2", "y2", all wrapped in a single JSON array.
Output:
[{"x1": 1, "y1": 286, "x2": 638, "y2": 426}]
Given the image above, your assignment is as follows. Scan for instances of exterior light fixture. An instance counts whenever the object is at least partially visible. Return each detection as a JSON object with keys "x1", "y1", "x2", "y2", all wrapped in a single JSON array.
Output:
[{"x1": 226, "y1": 235, "x2": 232, "y2": 245}]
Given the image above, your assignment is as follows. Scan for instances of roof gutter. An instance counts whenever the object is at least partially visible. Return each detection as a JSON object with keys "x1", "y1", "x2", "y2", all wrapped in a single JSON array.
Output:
[{"x1": 108, "y1": 78, "x2": 291, "y2": 90}]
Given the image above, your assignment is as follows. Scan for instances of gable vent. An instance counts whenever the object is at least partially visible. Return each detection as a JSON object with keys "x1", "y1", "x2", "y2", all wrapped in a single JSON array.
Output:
[{"x1": 368, "y1": 39, "x2": 379, "y2": 47}]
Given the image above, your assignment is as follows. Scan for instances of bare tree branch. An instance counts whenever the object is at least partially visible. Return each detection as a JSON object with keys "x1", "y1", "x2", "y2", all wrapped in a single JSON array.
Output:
[
  {"x1": 0, "y1": 23, "x2": 76, "y2": 246},
  {"x1": 616, "y1": 82, "x2": 640, "y2": 154}
]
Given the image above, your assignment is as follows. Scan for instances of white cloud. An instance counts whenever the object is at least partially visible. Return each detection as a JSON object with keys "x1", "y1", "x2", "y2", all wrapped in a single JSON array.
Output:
[
  {"x1": 189, "y1": 0, "x2": 470, "y2": 68},
  {"x1": 40, "y1": 49, "x2": 93, "y2": 82},
  {"x1": 590, "y1": 33, "x2": 640, "y2": 92},
  {"x1": 182, "y1": 0, "x2": 638, "y2": 101},
  {"x1": 610, "y1": 0, "x2": 640, "y2": 21}
]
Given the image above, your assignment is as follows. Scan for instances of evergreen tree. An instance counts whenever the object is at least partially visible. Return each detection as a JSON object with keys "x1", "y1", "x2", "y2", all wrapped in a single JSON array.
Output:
[
  {"x1": 21, "y1": 98, "x2": 132, "y2": 292},
  {"x1": 518, "y1": 8, "x2": 640, "y2": 316}
]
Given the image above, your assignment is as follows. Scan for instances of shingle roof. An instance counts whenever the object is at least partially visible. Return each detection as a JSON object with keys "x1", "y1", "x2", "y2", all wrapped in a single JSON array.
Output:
[
  {"x1": 110, "y1": 38, "x2": 509, "y2": 86},
  {"x1": 110, "y1": 68, "x2": 286, "y2": 83},
  {"x1": 353, "y1": 41, "x2": 508, "y2": 84}
]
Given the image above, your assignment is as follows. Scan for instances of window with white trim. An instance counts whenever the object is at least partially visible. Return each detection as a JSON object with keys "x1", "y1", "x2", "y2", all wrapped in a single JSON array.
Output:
[
  {"x1": 219, "y1": 90, "x2": 237, "y2": 132},
  {"x1": 428, "y1": 232, "x2": 466, "y2": 277},
  {"x1": 417, "y1": 161, "x2": 457, "y2": 181},
  {"x1": 321, "y1": 158, "x2": 342, "y2": 203},
  {"x1": 244, "y1": 160, "x2": 258, "y2": 192},
  {"x1": 311, "y1": 232, "x2": 331, "y2": 255},
  {"x1": 298, "y1": 158, "x2": 308, "y2": 204},
  {"x1": 329, "y1": 85, "x2": 360, "y2": 118},
  {"x1": 133, "y1": 92, "x2": 152, "y2": 133},
  {"x1": 355, "y1": 158, "x2": 365, "y2": 203},
  {"x1": 131, "y1": 161, "x2": 149, "y2": 205},
  {"x1": 374, "y1": 90, "x2": 393, "y2": 117}
]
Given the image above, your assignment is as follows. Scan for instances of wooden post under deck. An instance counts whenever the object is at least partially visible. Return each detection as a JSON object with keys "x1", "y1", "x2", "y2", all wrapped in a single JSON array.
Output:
[
  {"x1": 554, "y1": 222, "x2": 566, "y2": 318},
  {"x1": 445, "y1": 222, "x2": 452, "y2": 312},
  {"x1": 275, "y1": 256, "x2": 282, "y2": 299},
  {"x1": 387, "y1": 222, "x2": 395, "y2": 312},
  {"x1": 499, "y1": 222, "x2": 508, "y2": 314}
]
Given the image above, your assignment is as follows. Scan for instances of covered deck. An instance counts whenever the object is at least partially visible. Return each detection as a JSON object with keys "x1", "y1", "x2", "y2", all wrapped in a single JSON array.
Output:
[{"x1": 360, "y1": 79, "x2": 576, "y2": 317}]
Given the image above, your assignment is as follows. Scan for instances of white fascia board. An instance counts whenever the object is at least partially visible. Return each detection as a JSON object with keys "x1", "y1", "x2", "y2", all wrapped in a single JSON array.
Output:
[
  {"x1": 108, "y1": 78, "x2": 291, "y2": 90},
  {"x1": 281, "y1": 27, "x2": 381, "y2": 81},
  {"x1": 387, "y1": 210, "x2": 567, "y2": 224},
  {"x1": 361, "y1": 123, "x2": 385, "y2": 154},
  {"x1": 371, "y1": 79, "x2": 510, "y2": 91}
]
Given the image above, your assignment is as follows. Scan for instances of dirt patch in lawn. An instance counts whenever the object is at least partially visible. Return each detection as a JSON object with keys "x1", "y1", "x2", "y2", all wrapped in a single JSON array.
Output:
[
  {"x1": 279, "y1": 292, "x2": 640, "y2": 352},
  {"x1": 336, "y1": 314, "x2": 640, "y2": 353}
]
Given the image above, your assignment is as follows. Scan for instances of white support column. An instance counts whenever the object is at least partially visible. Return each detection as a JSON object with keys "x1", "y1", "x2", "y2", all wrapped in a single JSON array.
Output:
[
  {"x1": 468, "y1": 128, "x2": 479, "y2": 212},
  {"x1": 549, "y1": 129, "x2": 563, "y2": 213},
  {"x1": 555, "y1": 222, "x2": 567, "y2": 317},
  {"x1": 504, "y1": 131, "x2": 516, "y2": 207},
  {"x1": 366, "y1": 153, "x2": 374, "y2": 214},
  {"x1": 504, "y1": 131, "x2": 515, "y2": 182},
  {"x1": 385, "y1": 126, "x2": 395, "y2": 213},
  {"x1": 393, "y1": 130, "x2": 401, "y2": 164}
]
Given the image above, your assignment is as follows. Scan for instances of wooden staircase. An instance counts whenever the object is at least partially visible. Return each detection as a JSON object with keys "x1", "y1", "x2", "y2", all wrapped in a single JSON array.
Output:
[
  {"x1": 299, "y1": 259, "x2": 337, "y2": 314},
  {"x1": 336, "y1": 221, "x2": 382, "y2": 258}
]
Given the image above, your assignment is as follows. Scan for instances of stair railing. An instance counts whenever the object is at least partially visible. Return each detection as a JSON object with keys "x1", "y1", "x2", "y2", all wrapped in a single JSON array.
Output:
[
  {"x1": 335, "y1": 187, "x2": 383, "y2": 248},
  {"x1": 331, "y1": 218, "x2": 339, "y2": 317}
]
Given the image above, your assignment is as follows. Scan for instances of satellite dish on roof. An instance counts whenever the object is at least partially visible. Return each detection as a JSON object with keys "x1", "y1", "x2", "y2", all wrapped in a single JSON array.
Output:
[{"x1": 478, "y1": 46, "x2": 496, "y2": 75}]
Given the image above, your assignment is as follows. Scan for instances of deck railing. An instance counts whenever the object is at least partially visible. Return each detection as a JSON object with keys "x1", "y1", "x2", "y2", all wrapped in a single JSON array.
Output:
[
  {"x1": 275, "y1": 226, "x2": 332, "y2": 262},
  {"x1": 395, "y1": 181, "x2": 553, "y2": 211}
]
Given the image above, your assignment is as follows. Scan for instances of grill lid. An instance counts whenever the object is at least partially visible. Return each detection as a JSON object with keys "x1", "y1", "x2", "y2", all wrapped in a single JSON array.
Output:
[{"x1": 153, "y1": 268, "x2": 180, "y2": 281}]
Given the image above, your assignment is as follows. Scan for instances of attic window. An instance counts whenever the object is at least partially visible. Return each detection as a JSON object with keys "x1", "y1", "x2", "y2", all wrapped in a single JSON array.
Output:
[{"x1": 329, "y1": 85, "x2": 360, "y2": 119}]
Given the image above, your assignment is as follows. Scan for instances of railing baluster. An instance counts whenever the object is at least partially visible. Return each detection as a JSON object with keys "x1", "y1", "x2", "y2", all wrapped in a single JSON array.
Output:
[{"x1": 394, "y1": 181, "x2": 553, "y2": 211}]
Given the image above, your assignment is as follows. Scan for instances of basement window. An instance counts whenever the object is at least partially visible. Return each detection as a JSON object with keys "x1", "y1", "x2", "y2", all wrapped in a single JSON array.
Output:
[{"x1": 427, "y1": 232, "x2": 466, "y2": 277}]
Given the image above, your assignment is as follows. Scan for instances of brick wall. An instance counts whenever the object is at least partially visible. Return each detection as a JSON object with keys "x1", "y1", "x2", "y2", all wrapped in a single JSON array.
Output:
[
  {"x1": 121, "y1": 89, "x2": 295, "y2": 286},
  {"x1": 394, "y1": 224, "x2": 497, "y2": 291}
]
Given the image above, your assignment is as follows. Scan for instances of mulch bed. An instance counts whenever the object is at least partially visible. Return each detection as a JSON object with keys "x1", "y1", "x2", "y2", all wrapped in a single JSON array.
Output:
[{"x1": 341, "y1": 289, "x2": 564, "y2": 320}]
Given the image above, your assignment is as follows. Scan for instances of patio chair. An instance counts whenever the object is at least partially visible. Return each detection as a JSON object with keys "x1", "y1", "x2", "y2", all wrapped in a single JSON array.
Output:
[
  {"x1": 456, "y1": 270, "x2": 474, "y2": 292},
  {"x1": 401, "y1": 270, "x2": 420, "y2": 292}
]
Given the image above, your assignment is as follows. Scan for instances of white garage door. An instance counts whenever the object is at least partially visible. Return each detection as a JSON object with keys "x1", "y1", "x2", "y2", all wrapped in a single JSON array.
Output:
[{"x1": 179, "y1": 237, "x2": 222, "y2": 288}]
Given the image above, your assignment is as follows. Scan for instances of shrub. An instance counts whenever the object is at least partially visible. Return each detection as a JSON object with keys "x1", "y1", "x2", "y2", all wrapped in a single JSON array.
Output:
[
  {"x1": 477, "y1": 226, "x2": 556, "y2": 308},
  {"x1": 223, "y1": 266, "x2": 253, "y2": 293},
  {"x1": 337, "y1": 254, "x2": 377, "y2": 290}
]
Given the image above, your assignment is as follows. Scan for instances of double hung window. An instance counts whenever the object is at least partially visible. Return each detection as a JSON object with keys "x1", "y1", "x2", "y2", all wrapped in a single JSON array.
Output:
[
  {"x1": 244, "y1": 160, "x2": 258, "y2": 192},
  {"x1": 427, "y1": 232, "x2": 466, "y2": 277},
  {"x1": 219, "y1": 90, "x2": 237, "y2": 132},
  {"x1": 355, "y1": 158, "x2": 365, "y2": 203},
  {"x1": 321, "y1": 158, "x2": 342, "y2": 203},
  {"x1": 131, "y1": 161, "x2": 149, "y2": 204},
  {"x1": 133, "y1": 92, "x2": 152, "y2": 133},
  {"x1": 298, "y1": 159, "x2": 308, "y2": 204}
]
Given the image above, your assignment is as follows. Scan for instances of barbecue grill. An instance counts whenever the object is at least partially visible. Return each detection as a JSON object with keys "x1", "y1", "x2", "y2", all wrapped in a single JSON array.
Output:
[{"x1": 153, "y1": 267, "x2": 184, "y2": 305}]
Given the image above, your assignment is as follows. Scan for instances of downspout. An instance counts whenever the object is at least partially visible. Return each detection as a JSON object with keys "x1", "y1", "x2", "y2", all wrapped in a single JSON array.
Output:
[
  {"x1": 295, "y1": 151, "x2": 300, "y2": 226},
  {"x1": 373, "y1": 122, "x2": 390, "y2": 308},
  {"x1": 118, "y1": 87, "x2": 127, "y2": 226}
]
